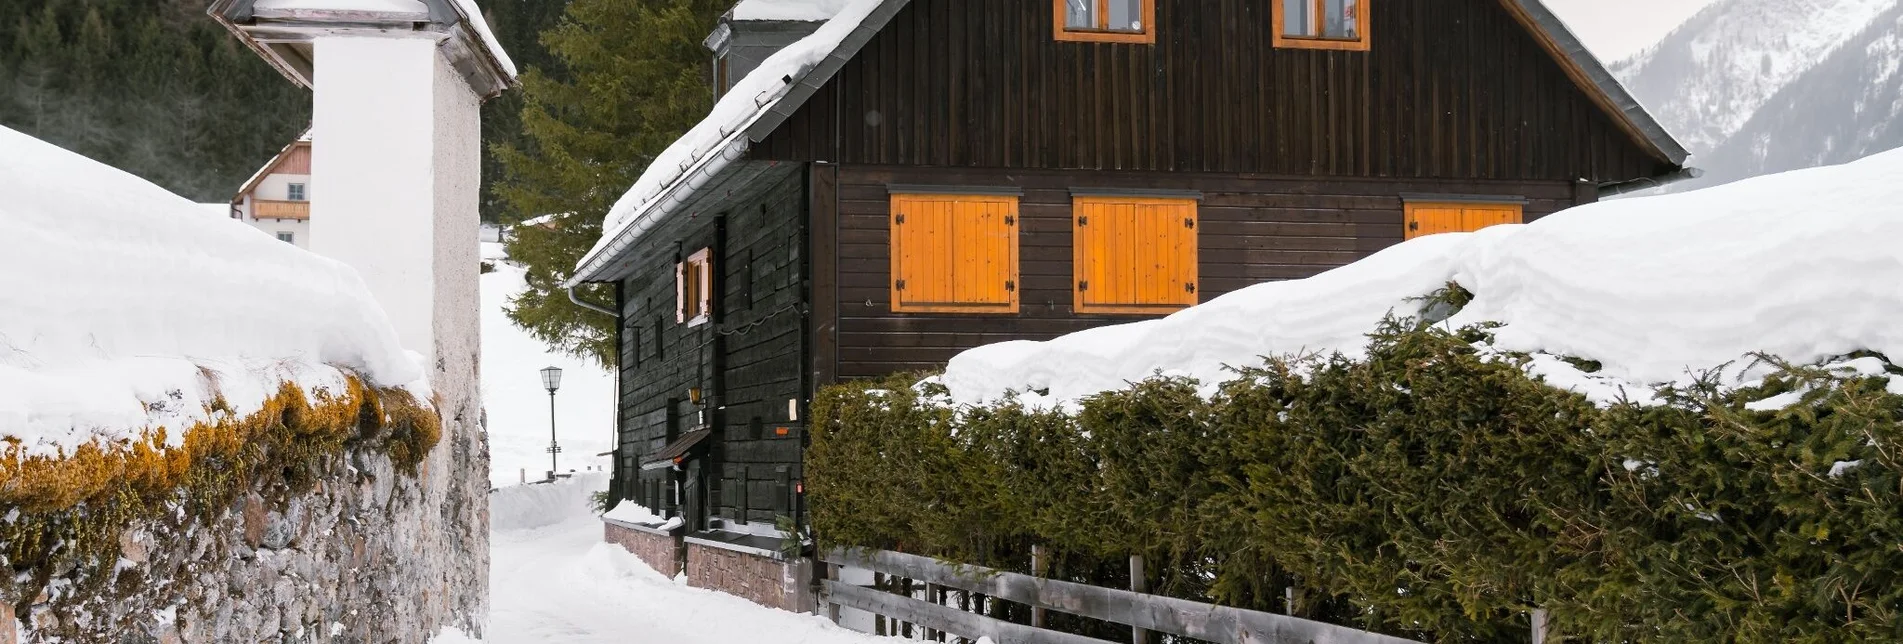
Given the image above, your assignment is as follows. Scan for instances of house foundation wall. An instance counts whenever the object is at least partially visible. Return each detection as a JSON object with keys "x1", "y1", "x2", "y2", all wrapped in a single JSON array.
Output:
[
  {"x1": 603, "y1": 521, "x2": 682, "y2": 576},
  {"x1": 685, "y1": 541, "x2": 811, "y2": 612}
]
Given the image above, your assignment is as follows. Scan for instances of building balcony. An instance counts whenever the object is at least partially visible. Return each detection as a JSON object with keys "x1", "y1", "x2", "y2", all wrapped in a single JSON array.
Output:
[{"x1": 254, "y1": 200, "x2": 310, "y2": 221}]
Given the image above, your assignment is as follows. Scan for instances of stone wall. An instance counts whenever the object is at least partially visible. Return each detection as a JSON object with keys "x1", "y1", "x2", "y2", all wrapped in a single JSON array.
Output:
[
  {"x1": 604, "y1": 521, "x2": 682, "y2": 576},
  {"x1": 685, "y1": 542, "x2": 812, "y2": 613},
  {"x1": 9, "y1": 399, "x2": 488, "y2": 643}
]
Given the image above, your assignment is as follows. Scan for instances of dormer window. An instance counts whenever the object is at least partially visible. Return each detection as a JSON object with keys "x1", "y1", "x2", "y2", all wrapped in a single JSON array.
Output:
[
  {"x1": 1275, "y1": 0, "x2": 1370, "y2": 51},
  {"x1": 1054, "y1": 0, "x2": 1155, "y2": 44}
]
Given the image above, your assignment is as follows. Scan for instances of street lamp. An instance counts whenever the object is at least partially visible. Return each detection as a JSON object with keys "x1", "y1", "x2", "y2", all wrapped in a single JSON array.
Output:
[{"x1": 541, "y1": 366, "x2": 563, "y2": 480}]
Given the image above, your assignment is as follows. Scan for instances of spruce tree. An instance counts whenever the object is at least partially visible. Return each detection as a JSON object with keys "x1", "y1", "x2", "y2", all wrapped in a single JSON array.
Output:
[{"x1": 493, "y1": 0, "x2": 727, "y2": 364}]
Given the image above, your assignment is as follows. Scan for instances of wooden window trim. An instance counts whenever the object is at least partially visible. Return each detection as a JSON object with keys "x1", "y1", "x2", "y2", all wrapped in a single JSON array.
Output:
[
  {"x1": 1072, "y1": 196, "x2": 1200, "y2": 316},
  {"x1": 890, "y1": 193, "x2": 1021, "y2": 315},
  {"x1": 1053, "y1": 0, "x2": 1157, "y2": 45},
  {"x1": 1403, "y1": 201, "x2": 1524, "y2": 240},
  {"x1": 677, "y1": 248, "x2": 714, "y2": 327},
  {"x1": 1272, "y1": 0, "x2": 1372, "y2": 52}
]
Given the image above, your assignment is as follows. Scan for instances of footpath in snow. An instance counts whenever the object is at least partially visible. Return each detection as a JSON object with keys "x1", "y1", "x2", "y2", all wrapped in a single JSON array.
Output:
[{"x1": 437, "y1": 475, "x2": 882, "y2": 644}]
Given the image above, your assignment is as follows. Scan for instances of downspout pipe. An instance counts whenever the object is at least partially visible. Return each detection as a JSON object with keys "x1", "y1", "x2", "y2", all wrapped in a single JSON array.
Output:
[
  {"x1": 568, "y1": 285, "x2": 617, "y2": 317},
  {"x1": 1599, "y1": 166, "x2": 1704, "y2": 198}
]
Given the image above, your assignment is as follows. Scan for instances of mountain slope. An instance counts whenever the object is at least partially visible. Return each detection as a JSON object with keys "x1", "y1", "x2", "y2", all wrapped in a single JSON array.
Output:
[
  {"x1": 1698, "y1": 3, "x2": 1903, "y2": 185},
  {"x1": 1611, "y1": 0, "x2": 1895, "y2": 155}
]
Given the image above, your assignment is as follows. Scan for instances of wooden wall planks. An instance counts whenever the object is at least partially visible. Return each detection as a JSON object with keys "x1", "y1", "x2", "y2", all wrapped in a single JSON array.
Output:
[{"x1": 754, "y1": 0, "x2": 1670, "y2": 183}]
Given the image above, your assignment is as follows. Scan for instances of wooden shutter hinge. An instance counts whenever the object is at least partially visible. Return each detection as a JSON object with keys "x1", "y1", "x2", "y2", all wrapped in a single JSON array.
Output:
[
  {"x1": 895, "y1": 214, "x2": 906, "y2": 225},
  {"x1": 1004, "y1": 215, "x2": 1016, "y2": 226},
  {"x1": 1005, "y1": 280, "x2": 1016, "y2": 292},
  {"x1": 1077, "y1": 216, "x2": 1088, "y2": 226},
  {"x1": 1409, "y1": 221, "x2": 1419, "y2": 231},
  {"x1": 1185, "y1": 218, "x2": 1196, "y2": 229},
  {"x1": 1186, "y1": 282, "x2": 1197, "y2": 294},
  {"x1": 1078, "y1": 280, "x2": 1089, "y2": 292},
  {"x1": 895, "y1": 279, "x2": 906, "y2": 291}
]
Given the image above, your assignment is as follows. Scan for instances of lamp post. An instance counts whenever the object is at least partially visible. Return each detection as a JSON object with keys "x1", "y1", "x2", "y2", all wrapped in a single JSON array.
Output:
[{"x1": 541, "y1": 366, "x2": 563, "y2": 481}]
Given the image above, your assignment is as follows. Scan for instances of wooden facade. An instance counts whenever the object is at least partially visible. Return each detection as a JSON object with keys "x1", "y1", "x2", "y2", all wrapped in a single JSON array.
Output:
[{"x1": 603, "y1": 0, "x2": 1681, "y2": 536}]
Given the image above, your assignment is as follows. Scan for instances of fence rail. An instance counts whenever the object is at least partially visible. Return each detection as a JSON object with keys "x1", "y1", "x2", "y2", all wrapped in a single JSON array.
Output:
[{"x1": 821, "y1": 547, "x2": 1421, "y2": 644}]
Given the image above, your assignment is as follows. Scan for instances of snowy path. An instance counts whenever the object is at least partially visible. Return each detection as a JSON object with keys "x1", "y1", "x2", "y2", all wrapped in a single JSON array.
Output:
[{"x1": 442, "y1": 476, "x2": 883, "y2": 644}]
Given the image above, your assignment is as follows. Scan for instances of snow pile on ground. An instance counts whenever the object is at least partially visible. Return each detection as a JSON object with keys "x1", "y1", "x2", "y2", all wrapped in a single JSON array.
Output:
[
  {"x1": 579, "y1": 0, "x2": 883, "y2": 271},
  {"x1": 0, "y1": 125, "x2": 419, "y2": 455},
  {"x1": 442, "y1": 475, "x2": 881, "y2": 644},
  {"x1": 943, "y1": 148, "x2": 1903, "y2": 408},
  {"x1": 481, "y1": 245, "x2": 614, "y2": 486},
  {"x1": 730, "y1": 0, "x2": 852, "y2": 22}
]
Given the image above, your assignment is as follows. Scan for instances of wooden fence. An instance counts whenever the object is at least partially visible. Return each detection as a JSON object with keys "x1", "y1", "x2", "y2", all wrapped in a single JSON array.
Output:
[{"x1": 820, "y1": 547, "x2": 1422, "y2": 644}]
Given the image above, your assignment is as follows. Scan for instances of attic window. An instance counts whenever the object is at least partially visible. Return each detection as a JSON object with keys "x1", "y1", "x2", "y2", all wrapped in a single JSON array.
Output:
[
  {"x1": 1274, "y1": 0, "x2": 1370, "y2": 51},
  {"x1": 1055, "y1": 0, "x2": 1155, "y2": 44}
]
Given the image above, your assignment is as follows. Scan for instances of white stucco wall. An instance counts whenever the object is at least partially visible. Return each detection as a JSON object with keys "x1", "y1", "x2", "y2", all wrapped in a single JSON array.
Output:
[
  {"x1": 310, "y1": 36, "x2": 440, "y2": 355},
  {"x1": 256, "y1": 173, "x2": 313, "y2": 203}
]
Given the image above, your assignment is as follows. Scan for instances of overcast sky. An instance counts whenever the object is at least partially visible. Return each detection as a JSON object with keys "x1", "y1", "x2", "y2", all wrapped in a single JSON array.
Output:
[{"x1": 1542, "y1": 0, "x2": 1727, "y2": 62}]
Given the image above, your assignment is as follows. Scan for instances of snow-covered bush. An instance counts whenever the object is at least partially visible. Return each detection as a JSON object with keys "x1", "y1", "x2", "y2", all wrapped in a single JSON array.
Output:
[{"x1": 809, "y1": 313, "x2": 1903, "y2": 642}]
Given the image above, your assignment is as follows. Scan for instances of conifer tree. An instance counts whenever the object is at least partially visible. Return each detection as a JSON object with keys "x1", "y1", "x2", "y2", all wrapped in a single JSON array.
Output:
[{"x1": 493, "y1": 0, "x2": 727, "y2": 364}]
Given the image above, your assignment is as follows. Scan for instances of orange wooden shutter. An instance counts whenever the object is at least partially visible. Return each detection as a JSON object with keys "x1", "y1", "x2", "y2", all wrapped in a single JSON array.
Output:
[
  {"x1": 1074, "y1": 197, "x2": 1198, "y2": 314},
  {"x1": 1405, "y1": 202, "x2": 1523, "y2": 240},
  {"x1": 891, "y1": 194, "x2": 1019, "y2": 314}
]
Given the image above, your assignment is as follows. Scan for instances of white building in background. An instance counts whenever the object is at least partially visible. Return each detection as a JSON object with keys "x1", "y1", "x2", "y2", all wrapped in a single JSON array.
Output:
[{"x1": 229, "y1": 130, "x2": 312, "y2": 248}]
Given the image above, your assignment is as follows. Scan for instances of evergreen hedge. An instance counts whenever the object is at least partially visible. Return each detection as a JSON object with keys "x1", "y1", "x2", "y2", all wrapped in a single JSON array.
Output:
[{"x1": 808, "y1": 317, "x2": 1903, "y2": 642}]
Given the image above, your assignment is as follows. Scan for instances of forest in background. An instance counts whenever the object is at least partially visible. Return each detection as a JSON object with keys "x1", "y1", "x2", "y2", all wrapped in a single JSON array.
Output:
[{"x1": 0, "y1": 0, "x2": 566, "y2": 221}]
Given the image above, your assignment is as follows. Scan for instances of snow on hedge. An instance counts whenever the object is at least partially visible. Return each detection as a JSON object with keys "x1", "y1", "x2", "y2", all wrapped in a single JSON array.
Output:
[
  {"x1": 0, "y1": 125, "x2": 420, "y2": 455},
  {"x1": 943, "y1": 149, "x2": 1903, "y2": 407}
]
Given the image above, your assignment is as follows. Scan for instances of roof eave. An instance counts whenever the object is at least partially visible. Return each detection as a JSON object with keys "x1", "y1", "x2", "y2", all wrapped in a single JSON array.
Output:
[
  {"x1": 1509, "y1": 0, "x2": 1690, "y2": 170},
  {"x1": 206, "y1": 0, "x2": 515, "y2": 100}
]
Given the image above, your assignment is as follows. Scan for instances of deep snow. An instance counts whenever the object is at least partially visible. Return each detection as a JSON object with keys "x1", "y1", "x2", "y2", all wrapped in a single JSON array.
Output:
[
  {"x1": 481, "y1": 244, "x2": 613, "y2": 486},
  {"x1": 436, "y1": 475, "x2": 884, "y2": 643},
  {"x1": 0, "y1": 125, "x2": 419, "y2": 455},
  {"x1": 942, "y1": 148, "x2": 1903, "y2": 408}
]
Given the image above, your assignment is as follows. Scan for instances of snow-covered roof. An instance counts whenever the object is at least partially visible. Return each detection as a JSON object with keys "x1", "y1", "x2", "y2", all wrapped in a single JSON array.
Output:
[
  {"x1": 569, "y1": 0, "x2": 897, "y2": 285},
  {"x1": 209, "y1": 0, "x2": 516, "y2": 98},
  {"x1": 941, "y1": 148, "x2": 1903, "y2": 408},
  {"x1": 571, "y1": 0, "x2": 1689, "y2": 285},
  {"x1": 729, "y1": 0, "x2": 852, "y2": 22},
  {"x1": 0, "y1": 125, "x2": 420, "y2": 456}
]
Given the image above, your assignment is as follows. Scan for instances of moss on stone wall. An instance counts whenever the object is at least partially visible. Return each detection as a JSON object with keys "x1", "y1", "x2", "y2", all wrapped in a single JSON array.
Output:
[{"x1": 0, "y1": 376, "x2": 441, "y2": 609}]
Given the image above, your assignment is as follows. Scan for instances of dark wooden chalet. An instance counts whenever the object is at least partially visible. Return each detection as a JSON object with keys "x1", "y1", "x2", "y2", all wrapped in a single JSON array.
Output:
[{"x1": 573, "y1": 0, "x2": 1691, "y2": 554}]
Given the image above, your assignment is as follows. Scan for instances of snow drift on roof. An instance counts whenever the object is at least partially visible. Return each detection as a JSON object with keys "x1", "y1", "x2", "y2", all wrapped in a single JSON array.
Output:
[
  {"x1": 731, "y1": 0, "x2": 852, "y2": 22},
  {"x1": 941, "y1": 148, "x2": 1903, "y2": 408},
  {"x1": 577, "y1": 0, "x2": 884, "y2": 274},
  {"x1": 0, "y1": 125, "x2": 421, "y2": 455}
]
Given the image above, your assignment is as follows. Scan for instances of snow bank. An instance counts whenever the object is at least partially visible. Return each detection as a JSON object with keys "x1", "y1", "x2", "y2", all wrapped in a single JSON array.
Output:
[
  {"x1": 580, "y1": 0, "x2": 883, "y2": 269},
  {"x1": 731, "y1": 0, "x2": 852, "y2": 22},
  {"x1": 0, "y1": 125, "x2": 420, "y2": 455},
  {"x1": 943, "y1": 148, "x2": 1903, "y2": 407},
  {"x1": 490, "y1": 473, "x2": 607, "y2": 532}
]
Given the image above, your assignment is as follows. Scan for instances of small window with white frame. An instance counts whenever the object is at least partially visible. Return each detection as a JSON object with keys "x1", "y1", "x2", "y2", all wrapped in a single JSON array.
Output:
[
  {"x1": 277, "y1": 231, "x2": 295, "y2": 244},
  {"x1": 287, "y1": 183, "x2": 307, "y2": 201},
  {"x1": 676, "y1": 248, "x2": 714, "y2": 327}
]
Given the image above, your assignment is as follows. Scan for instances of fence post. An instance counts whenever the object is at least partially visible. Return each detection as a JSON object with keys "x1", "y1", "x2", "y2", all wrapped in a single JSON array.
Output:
[
  {"x1": 825, "y1": 563, "x2": 842, "y2": 624},
  {"x1": 1531, "y1": 608, "x2": 1549, "y2": 644},
  {"x1": 1130, "y1": 554, "x2": 1152, "y2": 644},
  {"x1": 1031, "y1": 544, "x2": 1049, "y2": 628}
]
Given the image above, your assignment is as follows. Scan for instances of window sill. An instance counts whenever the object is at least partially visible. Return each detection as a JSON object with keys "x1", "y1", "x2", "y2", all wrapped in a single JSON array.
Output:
[
  {"x1": 1054, "y1": 29, "x2": 1155, "y2": 45},
  {"x1": 1271, "y1": 35, "x2": 1370, "y2": 51}
]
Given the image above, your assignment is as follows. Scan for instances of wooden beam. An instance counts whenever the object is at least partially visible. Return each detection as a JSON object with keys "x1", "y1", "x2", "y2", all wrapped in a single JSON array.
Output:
[
  {"x1": 823, "y1": 580, "x2": 1113, "y2": 644},
  {"x1": 824, "y1": 547, "x2": 1422, "y2": 644}
]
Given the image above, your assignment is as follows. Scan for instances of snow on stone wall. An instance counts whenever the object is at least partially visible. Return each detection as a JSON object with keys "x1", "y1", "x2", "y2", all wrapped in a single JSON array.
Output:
[{"x1": 0, "y1": 124, "x2": 421, "y2": 456}]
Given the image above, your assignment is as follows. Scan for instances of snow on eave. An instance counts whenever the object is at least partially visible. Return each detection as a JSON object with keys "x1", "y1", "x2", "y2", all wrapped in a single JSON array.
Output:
[
  {"x1": 729, "y1": 0, "x2": 853, "y2": 23},
  {"x1": 568, "y1": 0, "x2": 907, "y2": 286},
  {"x1": 1507, "y1": 0, "x2": 1690, "y2": 168},
  {"x1": 206, "y1": 0, "x2": 516, "y2": 99}
]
